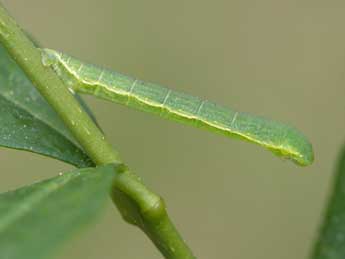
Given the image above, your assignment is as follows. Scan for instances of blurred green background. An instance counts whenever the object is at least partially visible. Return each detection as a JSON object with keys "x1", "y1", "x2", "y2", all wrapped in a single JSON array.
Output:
[{"x1": 1, "y1": 1, "x2": 345, "y2": 258}]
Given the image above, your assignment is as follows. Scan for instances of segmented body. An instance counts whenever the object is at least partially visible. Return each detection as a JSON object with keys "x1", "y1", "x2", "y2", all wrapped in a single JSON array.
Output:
[{"x1": 41, "y1": 49, "x2": 314, "y2": 166}]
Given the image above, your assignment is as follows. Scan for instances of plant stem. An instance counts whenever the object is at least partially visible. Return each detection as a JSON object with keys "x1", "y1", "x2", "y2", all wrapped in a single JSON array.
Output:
[
  {"x1": 0, "y1": 3, "x2": 195, "y2": 259},
  {"x1": 112, "y1": 170, "x2": 196, "y2": 259},
  {"x1": 0, "y1": 5, "x2": 118, "y2": 166}
]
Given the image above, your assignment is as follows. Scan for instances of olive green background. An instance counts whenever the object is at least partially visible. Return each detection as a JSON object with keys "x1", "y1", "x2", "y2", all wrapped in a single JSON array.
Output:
[{"x1": 1, "y1": 1, "x2": 345, "y2": 258}]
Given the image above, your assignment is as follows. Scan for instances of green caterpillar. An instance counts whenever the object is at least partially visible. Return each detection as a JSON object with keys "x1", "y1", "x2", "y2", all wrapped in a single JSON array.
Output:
[{"x1": 41, "y1": 49, "x2": 314, "y2": 166}]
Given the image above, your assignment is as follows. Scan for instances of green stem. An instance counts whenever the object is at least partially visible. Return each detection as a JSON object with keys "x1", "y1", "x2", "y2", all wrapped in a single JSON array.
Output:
[
  {"x1": 0, "y1": 3, "x2": 195, "y2": 259},
  {"x1": 0, "y1": 4, "x2": 118, "y2": 165},
  {"x1": 112, "y1": 170, "x2": 196, "y2": 259}
]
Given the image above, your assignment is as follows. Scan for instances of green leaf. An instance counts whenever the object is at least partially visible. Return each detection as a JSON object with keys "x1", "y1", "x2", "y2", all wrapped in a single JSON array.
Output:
[
  {"x1": 311, "y1": 144, "x2": 345, "y2": 259},
  {"x1": 0, "y1": 164, "x2": 116, "y2": 259},
  {"x1": 0, "y1": 44, "x2": 93, "y2": 167}
]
